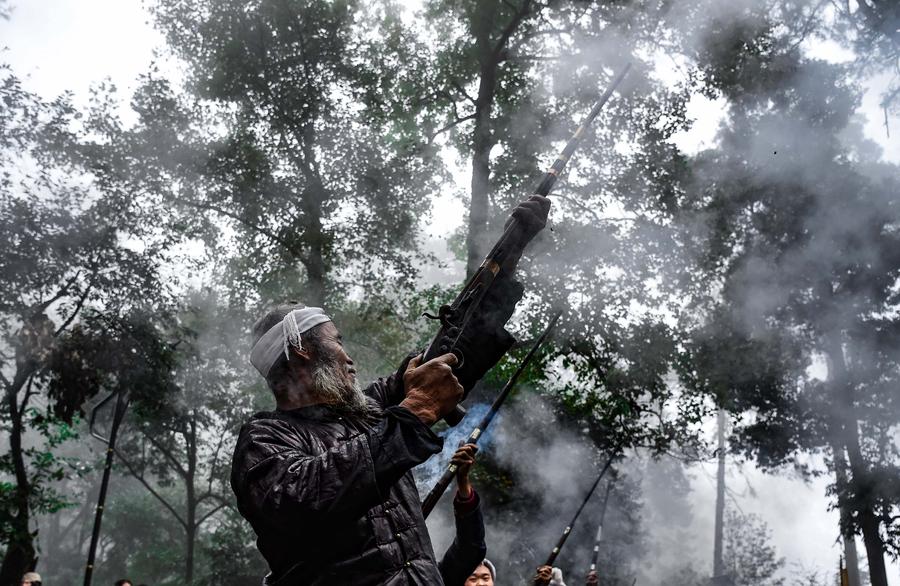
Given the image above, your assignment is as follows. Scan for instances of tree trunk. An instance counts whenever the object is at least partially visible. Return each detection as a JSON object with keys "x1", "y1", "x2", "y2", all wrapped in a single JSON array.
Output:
[
  {"x1": 712, "y1": 408, "x2": 727, "y2": 579},
  {"x1": 832, "y1": 444, "x2": 862, "y2": 586},
  {"x1": 298, "y1": 122, "x2": 328, "y2": 306},
  {"x1": 465, "y1": 3, "x2": 501, "y2": 278},
  {"x1": 0, "y1": 372, "x2": 38, "y2": 585},
  {"x1": 823, "y1": 333, "x2": 889, "y2": 586},
  {"x1": 185, "y1": 418, "x2": 198, "y2": 584}
]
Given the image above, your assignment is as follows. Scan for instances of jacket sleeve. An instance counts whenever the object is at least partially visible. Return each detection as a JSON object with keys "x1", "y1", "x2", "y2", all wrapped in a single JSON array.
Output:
[
  {"x1": 233, "y1": 406, "x2": 442, "y2": 530},
  {"x1": 439, "y1": 491, "x2": 487, "y2": 586}
]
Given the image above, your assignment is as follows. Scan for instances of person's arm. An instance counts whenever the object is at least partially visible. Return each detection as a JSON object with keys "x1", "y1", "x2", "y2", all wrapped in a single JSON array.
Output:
[
  {"x1": 439, "y1": 444, "x2": 486, "y2": 586},
  {"x1": 532, "y1": 565, "x2": 553, "y2": 586},
  {"x1": 233, "y1": 408, "x2": 441, "y2": 530},
  {"x1": 234, "y1": 355, "x2": 462, "y2": 529},
  {"x1": 586, "y1": 570, "x2": 599, "y2": 585}
]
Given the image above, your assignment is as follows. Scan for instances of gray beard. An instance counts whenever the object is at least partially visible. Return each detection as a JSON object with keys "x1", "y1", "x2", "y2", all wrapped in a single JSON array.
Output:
[{"x1": 312, "y1": 359, "x2": 378, "y2": 420}]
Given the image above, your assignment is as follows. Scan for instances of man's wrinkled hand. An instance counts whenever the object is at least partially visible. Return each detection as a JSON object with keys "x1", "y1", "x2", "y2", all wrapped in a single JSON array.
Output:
[
  {"x1": 400, "y1": 353, "x2": 464, "y2": 425},
  {"x1": 586, "y1": 570, "x2": 599, "y2": 585}
]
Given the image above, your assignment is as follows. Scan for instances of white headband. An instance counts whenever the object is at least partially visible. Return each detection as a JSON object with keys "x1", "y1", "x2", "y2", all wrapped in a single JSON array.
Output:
[{"x1": 250, "y1": 307, "x2": 332, "y2": 378}]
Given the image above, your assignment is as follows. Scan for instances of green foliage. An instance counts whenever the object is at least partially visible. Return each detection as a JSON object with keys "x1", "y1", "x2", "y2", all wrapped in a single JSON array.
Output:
[{"x1": 0, "y1": 62, "x2": 172, "y2": 580}]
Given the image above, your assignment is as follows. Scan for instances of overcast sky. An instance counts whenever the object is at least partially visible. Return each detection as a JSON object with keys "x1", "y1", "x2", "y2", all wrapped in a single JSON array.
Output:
[{"x1": 1, "y1": 1, "x2": 898, "y2": 584}]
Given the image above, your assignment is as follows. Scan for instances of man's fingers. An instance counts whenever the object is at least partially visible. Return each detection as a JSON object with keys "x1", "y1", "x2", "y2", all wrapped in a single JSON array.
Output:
[
  {"x1": 406, "y1": 354, "x2": 423, "y2": 372},
  {"x1": 432, "y1": 352, "x2": 459, "y2": 367}
]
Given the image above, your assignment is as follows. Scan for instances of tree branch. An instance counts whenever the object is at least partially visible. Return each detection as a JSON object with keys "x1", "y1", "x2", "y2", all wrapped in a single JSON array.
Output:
[
  {"x1": 18, "y1": 374, "x2": 36, "y2": 416},
  {"x1": 197, "y1": 501, "x2": 229, "y2": 527},
  {"x1": 142, "y1": 430, "x2": 189, "y2": 480},
  {"x1": 30, "y1": 271, "x2": 82, "y2": 318},
  {"x1": 54, "y1": 274, "x2": 96, "y2": 337},
  {"x1": 113, "y1": 448, "x2": 188, "y2": 530},
  {"x1": 492, "y1": 0, "x2": 534, "y2": 63},
  {"x1": 450, "y1": 79, "x2": 478, "y2": 106},
  {"x1": 428, "y1": 113, "x2": 477, "y2": 144}
]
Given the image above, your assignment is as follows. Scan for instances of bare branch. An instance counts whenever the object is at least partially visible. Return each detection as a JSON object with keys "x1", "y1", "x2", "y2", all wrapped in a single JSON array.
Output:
[
  {"x1": 142, "y1": 430, "x2": 189, "y2": 480},
  {"x1": 197, "y1": 501, "x2": 229, "y2": 527},
  {"x1": 428, "y1": 113, "x2": 477, "y2": 144},
  {"x1": 113, "y1": 449, "x2": 188, "y2": 530}
]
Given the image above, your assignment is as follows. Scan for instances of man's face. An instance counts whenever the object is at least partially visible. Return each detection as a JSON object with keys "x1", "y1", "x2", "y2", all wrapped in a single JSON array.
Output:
[
  {"x1": 313, "y1": 322, "x2": 356, "y2": 386},
  {"x1": 306, "y1": 322, "x2": 372, "y2": 415},
  {"x1": 465, "y1": 564, "x2": 494, "y2": 586}
]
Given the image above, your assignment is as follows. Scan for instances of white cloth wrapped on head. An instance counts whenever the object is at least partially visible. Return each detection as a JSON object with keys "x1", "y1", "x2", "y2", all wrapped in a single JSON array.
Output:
[{"x1": 250, "y1": 307, "x2": 332, "y2": 378}]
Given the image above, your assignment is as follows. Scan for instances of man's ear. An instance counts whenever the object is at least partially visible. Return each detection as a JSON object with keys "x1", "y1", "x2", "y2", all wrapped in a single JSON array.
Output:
[{"x1": 290, "y1": 345, "x2": 314, "y2": 364}]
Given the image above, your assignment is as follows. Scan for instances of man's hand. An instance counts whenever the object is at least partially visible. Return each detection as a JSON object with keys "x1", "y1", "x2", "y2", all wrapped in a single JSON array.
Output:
[
  {"x1": 586, "y1": 570, "x2": 599, "y2": 585},
  {"x1": 505, "y1": 195, "x2": 551, "y2": 241},
  {"x1": 400, "y1": 353, "x2": 464, "y2": 425},
  {"x1": 532, "y1": 565, "x2": 553, "y2": 586},
  {"x1": 451, "y1": 443, "x2": 478, "y2": 498}
]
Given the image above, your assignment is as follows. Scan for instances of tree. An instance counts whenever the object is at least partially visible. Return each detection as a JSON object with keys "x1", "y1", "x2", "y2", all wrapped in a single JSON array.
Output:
[
  {"x1": 0, "y1": 65, "x2": 172, "y2": 583},
  {"x1": 107, "y1": 0, "x2": 441, "y2": 308},
  {"x1": 831, "y1": 0, "x2": 900, "y2": 120},
  {"x1": 723, "y1": 508, "x2": 785, "y2": 586},
  {"x1": 673, "y1": 10, "x2": 900, "y2": 584},
  {"x1": 109, "y1": 293, "x2": 259, "y2": 583}
]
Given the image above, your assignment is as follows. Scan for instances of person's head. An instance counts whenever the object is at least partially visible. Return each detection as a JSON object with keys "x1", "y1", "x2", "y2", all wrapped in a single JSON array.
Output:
[
  {"x1": 465, "y1": 559, "x2": 496, "y2": 586},
  {"x1": 20, "y1": 572, "x2": 41, "y2": 586},
  {"x1": 114, "y1": 580, "x2": 132, "y2": 586},
  {"x1": 251, "y1": 303, "x2": 368, "y2": 415}
]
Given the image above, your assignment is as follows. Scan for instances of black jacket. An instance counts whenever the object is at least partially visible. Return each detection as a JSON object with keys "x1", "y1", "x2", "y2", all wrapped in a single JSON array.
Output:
[
  {"x1": 230, "y1": 369, "x2": 444, "y2": 585},
  {"x1": 438, "y1": 490, "x2": 487, "y2": 586}
]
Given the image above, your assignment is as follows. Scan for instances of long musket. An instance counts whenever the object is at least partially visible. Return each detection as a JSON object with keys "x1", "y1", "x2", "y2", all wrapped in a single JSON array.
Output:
[
  {"x1": 425, "y1": 65, "x2": 631, "y2": 426},
  {"x1": 590, "y1": 481, "x2": 614, "y2": 572},
  {"x1": 545, "y1": 452, "x2": 617, "y2": 567},
  {"x1": 421, "y1": 313, "x2": 561, "y2": 518}
]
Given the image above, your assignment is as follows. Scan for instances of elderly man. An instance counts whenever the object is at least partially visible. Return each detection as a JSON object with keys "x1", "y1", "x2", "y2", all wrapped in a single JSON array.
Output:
[
  {"x1": 231, "y1": 196, "x2": 549, "y2": 585},
  {"x1": 232, "y1": 196, "x2": 549, "y2": 585},
  {"x1": 231, "y1": 307, "x2": 461, "y2": 585}
]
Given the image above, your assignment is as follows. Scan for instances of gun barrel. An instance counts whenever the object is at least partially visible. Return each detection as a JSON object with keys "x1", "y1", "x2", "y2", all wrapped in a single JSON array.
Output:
[
  {"x1": 425, "y1": 65, "x2": 630, "y2": 428},
  {"x1": 421, "y1": 314, "x2": 561, "y2": 518},
  {"x1": 544, "y1": 452, "x2": 617, "y2": 567},
  {"x1": 534, "y1": 63, "x2": 631, "y2": 197},
  {"x1": 590, "y1": 482, "x2": 614, "y2": 571}
]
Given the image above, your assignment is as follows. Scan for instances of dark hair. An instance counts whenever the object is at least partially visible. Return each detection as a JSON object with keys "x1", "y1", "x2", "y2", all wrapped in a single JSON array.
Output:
[
  {"x1": 114, "y1": 580, "x2": 133, "y2": 586},
  {"x1": 251, "y1": 303, "x2": 329, "y2": 395}
]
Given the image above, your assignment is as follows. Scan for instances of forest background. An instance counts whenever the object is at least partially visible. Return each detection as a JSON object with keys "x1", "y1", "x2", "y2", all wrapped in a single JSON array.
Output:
[{"x1": 1, "y1": 0, "x2": 899, "y2": 585}]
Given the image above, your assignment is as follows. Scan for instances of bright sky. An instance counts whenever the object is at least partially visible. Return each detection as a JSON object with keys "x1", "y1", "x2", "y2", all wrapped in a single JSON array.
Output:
[{"x1": 1, "y1": 1, "x2": 898, "y2": 584}]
